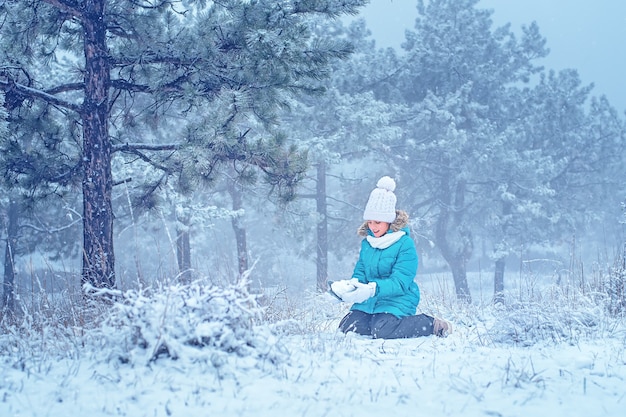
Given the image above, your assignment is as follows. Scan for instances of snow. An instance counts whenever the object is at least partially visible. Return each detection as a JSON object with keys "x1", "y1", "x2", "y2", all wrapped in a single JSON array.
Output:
[{"x1": 1, "y1": 279, "x2": 625, "y2": 417}]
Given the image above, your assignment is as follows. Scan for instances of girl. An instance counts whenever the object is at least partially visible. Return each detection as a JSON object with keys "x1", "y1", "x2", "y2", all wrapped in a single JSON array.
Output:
[{"x1": 330, "y1": 176, "x2": 450, "y2": 339}]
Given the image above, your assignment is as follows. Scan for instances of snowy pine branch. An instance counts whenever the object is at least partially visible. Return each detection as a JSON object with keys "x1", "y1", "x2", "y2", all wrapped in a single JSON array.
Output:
[{"x1": 0, "y1": 79, "x2": 82, "y2": 113}]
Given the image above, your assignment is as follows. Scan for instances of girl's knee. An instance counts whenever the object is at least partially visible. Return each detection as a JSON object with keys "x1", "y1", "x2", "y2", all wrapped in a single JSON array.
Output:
[
  {"x1": 370, "y1": 313, "x2": 401, "y2": 339},
  {"x1": 339, "y1": 310, "x2": 372, "y2": 335}
]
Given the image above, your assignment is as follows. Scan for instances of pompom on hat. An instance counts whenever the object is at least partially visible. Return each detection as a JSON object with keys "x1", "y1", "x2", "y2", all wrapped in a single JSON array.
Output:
[{"x1": 363, "y1": 176, "x2": 397, "y2": 223}]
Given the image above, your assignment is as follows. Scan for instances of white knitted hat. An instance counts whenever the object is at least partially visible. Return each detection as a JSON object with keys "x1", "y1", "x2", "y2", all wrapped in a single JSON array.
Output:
[{"x1": 363, "y1": 176, "x2": 397, "y2": 223}]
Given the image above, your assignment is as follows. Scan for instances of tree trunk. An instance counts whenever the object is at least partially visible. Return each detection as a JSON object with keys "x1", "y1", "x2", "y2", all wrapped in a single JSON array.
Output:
[
  {"x1": 175, "y1": 223, "x2": 192, "y2": 284},
  {"x1": 493, "y1": 256, "x2": 506, "y2": 304},
  {"x1": 2, "y1": 199, "x2": 19, "y2": 312},
  {"x1": 81, "y1": 0, "x2": 115, "y2": 288},
  {"x1": 493, "y1": 202, "x2": 511, "y2": 304},
  {"x1": 228, "y1": 179, "x2": 248, "y2": 277},
  {"x1": 437, "y1": 232, "x2": 472, "y2": 303},
  {"x1": 450, "y1": 259, "x2": 471, "y2": 301},
  {"x1": 316, "y1": 162, "x2": 328, "y2": 292},
  {"x1": 435, "y1": 177, "x2": 472, "y2": 303}
]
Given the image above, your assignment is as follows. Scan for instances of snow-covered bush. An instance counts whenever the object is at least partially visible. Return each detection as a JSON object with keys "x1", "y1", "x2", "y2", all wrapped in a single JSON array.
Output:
[
  {"x1": 88, "y1": 278, "x2": 288, "y2": 367},
  {"x1": 483, "y1": 269, "x2": 626, "y2": 346},
  {"x1": 488, "y1": 297, "x2": 601, "y2": 346}
]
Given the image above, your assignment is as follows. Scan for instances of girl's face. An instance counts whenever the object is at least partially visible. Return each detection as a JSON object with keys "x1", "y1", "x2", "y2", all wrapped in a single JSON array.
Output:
[{"x1": 367, "y1": 220, "x2": 390, "y2": 238}]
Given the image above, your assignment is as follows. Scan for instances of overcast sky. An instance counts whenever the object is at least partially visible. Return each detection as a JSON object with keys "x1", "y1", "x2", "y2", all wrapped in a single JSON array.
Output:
[{"x1": 355, "y1": 0, "x2": 626, "y2": 112}]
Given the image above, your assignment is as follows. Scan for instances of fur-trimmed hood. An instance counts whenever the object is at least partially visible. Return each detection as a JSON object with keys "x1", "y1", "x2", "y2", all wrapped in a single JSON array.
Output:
[{"x1": 357, "y1": 210, "x2": 409, "y2": 237}]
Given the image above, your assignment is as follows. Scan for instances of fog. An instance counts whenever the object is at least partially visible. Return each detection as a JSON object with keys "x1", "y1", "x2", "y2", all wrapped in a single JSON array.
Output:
[
  {"x1": 1, "y1": 3, "x2": 625, "y2": 416},
  {"x1": 2, "y1": 0, "x2": 626, "y2": 308},
  {"x1": 359, "y1": 0, "x2": 626, "y2": 111}
]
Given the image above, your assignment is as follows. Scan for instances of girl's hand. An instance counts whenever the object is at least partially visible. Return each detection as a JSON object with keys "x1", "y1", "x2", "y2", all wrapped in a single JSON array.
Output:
[
  {"x1": 329, "y1": 279, "x2": 357, "y2": 300},
  {"x1": 340, "y1": 281, "x2": 377, "y2": 304}
]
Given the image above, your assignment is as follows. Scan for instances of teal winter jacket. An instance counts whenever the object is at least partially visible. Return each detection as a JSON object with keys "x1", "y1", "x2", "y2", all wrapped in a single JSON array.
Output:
[{"x1": 350, "y1": 210, "x2": 420, "y2": 317}]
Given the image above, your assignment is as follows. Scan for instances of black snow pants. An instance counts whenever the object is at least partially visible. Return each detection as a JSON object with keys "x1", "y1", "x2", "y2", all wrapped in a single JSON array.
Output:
[{"x1": 338, "y1": 310, "x2": 435, "y2": 339}]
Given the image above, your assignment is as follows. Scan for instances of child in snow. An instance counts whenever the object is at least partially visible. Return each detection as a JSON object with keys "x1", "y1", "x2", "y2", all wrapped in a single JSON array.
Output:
[{"x1": 330, "y1": 176, "x2": 450, "y2": 339}]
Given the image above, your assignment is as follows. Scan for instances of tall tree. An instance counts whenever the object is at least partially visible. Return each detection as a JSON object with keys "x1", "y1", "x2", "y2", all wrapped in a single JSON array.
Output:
[
  {"x1": 282, "y1": 18, "x2": 404, "y2": 290},
  {"x1": 0, "y1": 0, "x2": 367, "y2": 289},
  {"x1": 385, "y1": 0, "x2": 624, "y2": 303},
  {"x1": 380, "y1": 0, "x2": 548, "y2": 301},
  {"x1": 483, "y1": 69, "x2": 625, "y2": 302}
]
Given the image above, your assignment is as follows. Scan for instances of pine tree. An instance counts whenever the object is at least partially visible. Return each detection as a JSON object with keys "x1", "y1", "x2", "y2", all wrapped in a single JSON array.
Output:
[
  {"x1": 281, "y1": 18, "x2": 405, "y2": 291},
  {"x1": 377, "y1": 0, "x2": 549, "y2": 302},
  {"x1": 0, "y1": 0, "x2": 367, "y2": 289}
]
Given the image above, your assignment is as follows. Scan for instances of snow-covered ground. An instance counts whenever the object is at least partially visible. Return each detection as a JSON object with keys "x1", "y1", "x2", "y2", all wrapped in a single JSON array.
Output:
[{"x1": 1, "y1": 277, "x2": 625, "y2": 417}]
